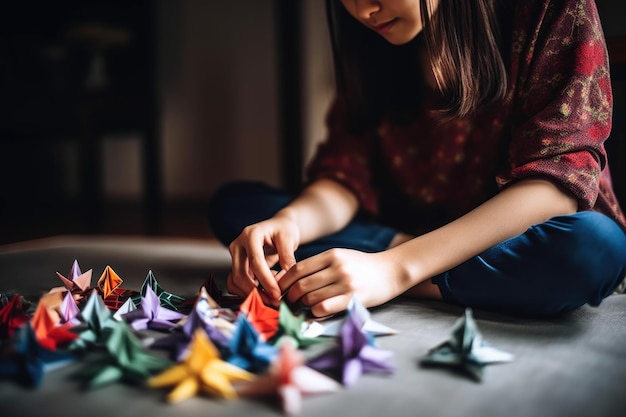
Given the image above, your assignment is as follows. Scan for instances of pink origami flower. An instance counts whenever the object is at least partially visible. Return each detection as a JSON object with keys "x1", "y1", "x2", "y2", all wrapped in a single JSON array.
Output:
[{"x1": 237, "y1": 339, "x2": 341, "y2": 415}]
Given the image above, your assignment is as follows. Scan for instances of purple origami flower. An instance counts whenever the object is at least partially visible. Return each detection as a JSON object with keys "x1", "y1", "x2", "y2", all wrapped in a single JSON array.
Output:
[
  {"x1": 124, "y1": 286, "x2": 185, "y2": 331},
  {"x1": 60, "y1": 291, "x2": 81, "y2": 326},
  {"x1": 306, "y1": 311, "x2": 395, "y2": 386},
  {"x1": 152, "y1": 300, "x2": 230, "y2": 361}
]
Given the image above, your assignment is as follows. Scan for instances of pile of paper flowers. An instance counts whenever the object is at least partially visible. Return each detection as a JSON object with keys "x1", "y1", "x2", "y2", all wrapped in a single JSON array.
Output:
[{"x1": 0, "y1": 260, "x2": 398, "y2": 415}]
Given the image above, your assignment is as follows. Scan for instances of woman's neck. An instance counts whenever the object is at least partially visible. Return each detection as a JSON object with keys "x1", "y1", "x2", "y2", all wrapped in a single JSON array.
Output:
[{"x1": 419, "y1": 45, "x2": 438, "y2": 91}]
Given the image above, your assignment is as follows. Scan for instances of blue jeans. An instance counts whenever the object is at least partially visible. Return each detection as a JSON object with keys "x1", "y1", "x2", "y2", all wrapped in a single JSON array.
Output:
[{"x1": 208, "y1": 181, "x2": 626, "y2": 316}]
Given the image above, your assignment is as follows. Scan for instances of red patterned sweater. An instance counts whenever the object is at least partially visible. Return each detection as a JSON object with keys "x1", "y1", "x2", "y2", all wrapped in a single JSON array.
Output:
[{"x1": 306, "y1": 0, "x2": 626, "y2": 235}]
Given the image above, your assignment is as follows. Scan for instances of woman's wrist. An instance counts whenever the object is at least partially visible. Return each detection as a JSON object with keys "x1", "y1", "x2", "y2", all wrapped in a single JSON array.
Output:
[
  {"x1": 274, "y1": 206, "x2": 300, "y2": 225},
  {"x1": 376, "y1": 246, "x2": 428, "y2": 298}
]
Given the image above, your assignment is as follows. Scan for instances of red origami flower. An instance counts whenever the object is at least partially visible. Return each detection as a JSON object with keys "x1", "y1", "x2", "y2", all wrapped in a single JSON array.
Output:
[{"x1": 0, "y1": 295, "x2": 29, "y2": 339}]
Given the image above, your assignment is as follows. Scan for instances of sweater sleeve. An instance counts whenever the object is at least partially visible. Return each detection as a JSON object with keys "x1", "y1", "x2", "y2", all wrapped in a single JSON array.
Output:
[
  {"x1": 496, "y1": 0, "x2": 612, "y2": 210},
  {"x1": 304, "y1": 95, "x2": 380, "y2": 216}
]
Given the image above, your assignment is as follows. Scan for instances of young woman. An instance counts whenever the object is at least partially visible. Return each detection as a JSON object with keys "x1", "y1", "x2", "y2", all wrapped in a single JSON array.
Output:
[{"x1": 208, "y1": 0, "x2": 626, "y2": 318}]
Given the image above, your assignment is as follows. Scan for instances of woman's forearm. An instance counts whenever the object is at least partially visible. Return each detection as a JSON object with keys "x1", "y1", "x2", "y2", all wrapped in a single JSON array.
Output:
[
  {"x1": 275, "y1": 178, "x2": 359, "y2": 244},
  {"x1": 388, "y1": 178, "x2": 578, "y2": 291}
]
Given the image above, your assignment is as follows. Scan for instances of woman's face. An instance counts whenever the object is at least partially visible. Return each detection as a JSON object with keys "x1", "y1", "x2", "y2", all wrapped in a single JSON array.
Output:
[{"x1": 340, "y1": 0, "x2": 439, "y2": 45}]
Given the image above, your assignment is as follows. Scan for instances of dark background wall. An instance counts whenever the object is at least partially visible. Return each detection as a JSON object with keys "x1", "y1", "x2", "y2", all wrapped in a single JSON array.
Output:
[
  {"x1": 0, "y1": 0, "x2": 292, "y2": 243},
  {"x1": 596, "y1": 1, "x2": 626, "y2": 213}
]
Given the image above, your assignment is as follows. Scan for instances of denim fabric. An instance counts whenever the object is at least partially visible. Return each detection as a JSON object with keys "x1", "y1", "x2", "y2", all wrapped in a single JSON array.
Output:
[
  {"x1": 208, "y1": 181, "x2": 626, "y2": 316},
  {"x1": 207, "y1": 181, "x2": 396, "y2": 260},
  {"x1": 432, "y1": 211, "x2": 626, "y2": 316}
]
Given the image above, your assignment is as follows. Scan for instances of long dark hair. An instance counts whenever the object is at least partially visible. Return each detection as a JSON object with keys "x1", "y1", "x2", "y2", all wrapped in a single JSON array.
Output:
[{"x1": 326, "y1": 0, "x2": 508, "y2": 132}]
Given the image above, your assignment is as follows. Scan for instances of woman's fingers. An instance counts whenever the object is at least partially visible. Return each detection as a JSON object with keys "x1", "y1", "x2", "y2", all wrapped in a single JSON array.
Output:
[
  {"x1": 278, "y1": 252, "x2": 354, "y2": 317},
  {"x1": 246, "y1": 229, "x2": 298, "y2": 302},
  {"x1": 289, "y1": 278, "x2": 353, "y2": 318},
  {"x1": 278, "y1": 254, "x2": 329, "y2": 297},
  {"x1": 264, "y1": 252, "x2": 280, "y2": 270},
  {"x1": 309, "y1": 293, "x2": 353, "y2": 318},
  {"x1": 247, "y1": 252, "x2": 281, "y2": 301},
  {"x1": 226, "y1": 271, "x2": 248, "y2": 297},
  {"x1": 273, "y1": 232, "x2": 297, "y2": 272},
  {"x1": 283, "y1": 265, "x2": 332, "y2": 304},
  {"x1": 279, "y1": 248, "x2": 392, "y2": 317},
  {"x1": 227, "y1": 242, "x2": 258, "y2": 296},
  {"x1": 224, "y1": 215, "x2": 303, "y2": 307},
  {"x1": 239, "y1": 228, "x2": 281, "y2": 301}
]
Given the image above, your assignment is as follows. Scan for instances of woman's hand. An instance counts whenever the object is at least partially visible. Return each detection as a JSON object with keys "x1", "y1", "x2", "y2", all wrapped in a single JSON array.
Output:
[
  {"x1": 225, "y1": 178, "x2": 361, "y2": 308},
  {"x1": 277, "y1": 248, "x2": 404, "y2": 318},
  {"x1": 226, "y1": 215, "x2": 300, "y2": 306}
]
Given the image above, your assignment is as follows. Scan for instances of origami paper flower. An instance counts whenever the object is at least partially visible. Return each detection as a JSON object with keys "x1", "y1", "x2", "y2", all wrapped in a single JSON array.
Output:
[
  {"x1": 30, "y1": 302, "x2": 77, "y2": 350},
  {"x1": 67, "y1": 259, "x2": 83, "y2": 280},
  {"x1": 73, "y1": 321, "x2": 172, "y2": 389},
  {"x1": 192, "y1": 286, "x2": 237, "y2": 330},
  {"x1": 0, "y1": 324, "x2": 75, "y2": 387},
  {"x1": 237, "y1": 338, "x2": 341, "y2": 415},
  {"x1": 41, "y1": 260, "x2": 94, "y2": 312},
  {"x1": 238, "y1": 287, "x2": 279, "y2": 341},
  {"x1": 112, "y1": 298, "x2": 137, "y2": 322},
  {"x1": 147, "y1": 329, "x2": 255, "y2": 403},
  {"x1": 96, "y1": 266, "x2": 138, "y2": 310},
  {"x1": 420, "y1": 308, "x2": 514, "y2": 381},
  {"x1": 319, "y1": 296, "x2": 397, "y2": 337},
  {"x1": 270, "y1": 302, "x2": 327, "y2": 349},
  {"x1": 97, "y1": 266, "x2": 123, "y2": 299},
  {"x1": 60, "y1": 291, "x2": 82, "y2": 326},
  {"x1": 306, "y1": 311, "x2": 395, "y2": 386},
  {"x1": 124, "y1": 286, "x2": 186, "y2": 331},
  {"x1": 56, "y1": 260, "x2": 93, "y2": 295},
  {"x1": 224, "y1": 316, "x2": 277, "y2": 373},
  {"x1": 187, "y1": 286, "x2": 237, "y2": 336},
  {"x1": 151, "y1": 287, "x2": 231, "y2": 361},
  {"x1": 0, "y1": 294, "x2": 30, "y2": 340},
  {"x1": 70, "y1": 290, "x2": 120, "y2": 349},
  {"x1": 138, "y1": 270, "x2": 186, "y2": 311},
  {"x1": 201, "y1": 274, "x2": 243, "y2": 309}
]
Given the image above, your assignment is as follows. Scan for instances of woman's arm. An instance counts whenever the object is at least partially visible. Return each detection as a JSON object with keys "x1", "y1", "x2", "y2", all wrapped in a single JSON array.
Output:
[
  {"x1": 390, "y1": 178, "x2": 577, "y2": 290},
  {"x1": 275, "y1": 178, "x2": 359, "y2": 244},
  {"x1": 279, "y1": 177, "x2": 577, "y2": 317}
]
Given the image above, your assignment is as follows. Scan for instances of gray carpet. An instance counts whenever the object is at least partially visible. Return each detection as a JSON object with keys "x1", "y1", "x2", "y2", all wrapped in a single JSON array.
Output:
[{"x1": 1, "y1": 235, "x2": 625, "y2": 417}]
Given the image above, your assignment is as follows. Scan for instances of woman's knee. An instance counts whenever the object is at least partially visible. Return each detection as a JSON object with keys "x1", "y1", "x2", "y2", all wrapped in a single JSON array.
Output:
[
  {"x1": 440, "y1": 212, "x2": 626, "y2": 316},
  {"x1": 207, "y1": 181, "x2": 291, "y2": 245},
  {"x1": 208, "y1": 181, "x2": 268, "y2": 213},
  {"x1": 532, "y1": 212, "x2": 626, "y2": 308}
]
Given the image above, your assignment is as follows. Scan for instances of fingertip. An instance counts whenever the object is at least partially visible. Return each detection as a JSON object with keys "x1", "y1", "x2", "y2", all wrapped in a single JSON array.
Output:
[
  {"x1": 259, "y1": 290, "x2": 280, "y2": 309},
  {"x1": 257, "y1": 277, "x2": 282, "y2": 305},
  {"x1": 310, "y1": 295, "x2": 350, "y2": 319},
  {"x1": 274, "y1": 269, "x2": 287, "y2": 282},
  {"x1": 276, "y1": 246, "x2": 296, "y2": 268},
  {"x1": 271, "y1": 289, "x2": 283, "y2": 304}
]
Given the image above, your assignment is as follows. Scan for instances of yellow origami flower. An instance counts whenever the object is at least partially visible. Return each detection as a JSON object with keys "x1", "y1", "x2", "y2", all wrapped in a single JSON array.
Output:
[{"x1": 147, "y1": 328, "x2": 255, "y2": 403}]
